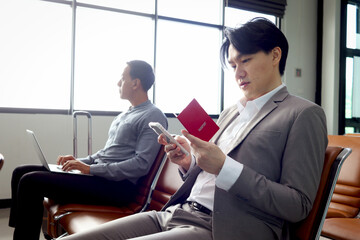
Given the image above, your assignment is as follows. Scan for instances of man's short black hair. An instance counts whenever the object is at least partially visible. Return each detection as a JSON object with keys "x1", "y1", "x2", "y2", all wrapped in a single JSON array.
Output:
[
  {"x1": 127, "y1": 60, "x2": 155, "y2": 92},
  {"x1": 220, "y1": 17, "x2": 289, "y2": 75}
]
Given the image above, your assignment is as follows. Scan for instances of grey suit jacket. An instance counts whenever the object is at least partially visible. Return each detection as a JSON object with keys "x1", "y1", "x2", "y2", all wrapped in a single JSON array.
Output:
[{"x1": 163, "y1": 87, "x2": 328, "y2": 240}]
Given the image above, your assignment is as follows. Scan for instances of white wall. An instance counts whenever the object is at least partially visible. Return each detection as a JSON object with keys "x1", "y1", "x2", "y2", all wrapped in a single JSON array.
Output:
[
  {"x1": 0, "y1": 0, "x2": 341, "y2": 200},
  {"x1": 322, "y1": 0, "x2": 341, "y2": 135},
  {"x1": 282, "y1": 0, "x2": 318, "y2": 102}
]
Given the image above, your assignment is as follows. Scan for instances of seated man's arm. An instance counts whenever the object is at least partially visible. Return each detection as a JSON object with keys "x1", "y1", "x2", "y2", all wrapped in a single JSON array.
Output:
[{"x1": 89, "y1": 113, "x2": 168, "y2": 183}]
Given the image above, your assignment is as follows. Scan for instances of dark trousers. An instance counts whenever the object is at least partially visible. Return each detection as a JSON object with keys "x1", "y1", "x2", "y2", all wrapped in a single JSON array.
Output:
[{"x1": 9, "y1": 165, "x2": 136, "y2": 240}]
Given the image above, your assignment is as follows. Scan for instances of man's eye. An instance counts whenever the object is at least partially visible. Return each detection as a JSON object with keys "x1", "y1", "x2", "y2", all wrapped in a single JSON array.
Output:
[{"x1": 242, "y1": 58, "x2": 251, "y2": 63}]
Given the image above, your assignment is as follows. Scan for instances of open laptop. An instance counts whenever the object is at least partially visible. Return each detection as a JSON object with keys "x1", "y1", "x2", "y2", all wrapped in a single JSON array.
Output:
[{"x1": 26, "y1": 129, "x2": 84, "y2": 175}]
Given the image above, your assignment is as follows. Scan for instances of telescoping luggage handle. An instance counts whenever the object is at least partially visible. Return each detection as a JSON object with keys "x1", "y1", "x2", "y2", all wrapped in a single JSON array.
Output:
[{"x1": 73, "y1": 111, "x2": 92, "y2": 158}]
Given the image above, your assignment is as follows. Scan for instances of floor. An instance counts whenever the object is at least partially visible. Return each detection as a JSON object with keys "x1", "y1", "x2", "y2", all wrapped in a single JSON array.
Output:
[{"x1": 0, "y1": 208, "x2": 46, "y2": 240}]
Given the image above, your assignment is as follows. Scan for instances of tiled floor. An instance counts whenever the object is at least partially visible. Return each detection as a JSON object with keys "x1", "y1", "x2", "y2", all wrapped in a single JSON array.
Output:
[{"x1": 0, "y1": 208, "x2": 46, "y2": 240}]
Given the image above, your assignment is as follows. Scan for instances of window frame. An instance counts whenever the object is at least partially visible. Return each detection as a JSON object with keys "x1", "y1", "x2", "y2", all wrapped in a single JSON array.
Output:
[
  {"x1": 339, "y1": 0, "x2": 360, "y2": 134},
  {"x1": 0, "y1": 0, "x2": 280, "y2": 117}
]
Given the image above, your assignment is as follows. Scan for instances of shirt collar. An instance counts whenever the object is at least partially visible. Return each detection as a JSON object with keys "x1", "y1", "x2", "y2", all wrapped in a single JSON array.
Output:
[
  {"x1": 128, "y1": 100, "x2": 151, "y2": 112},
  {"x1": 236, "y1": 83, "x2": 285, "y2": 113}
]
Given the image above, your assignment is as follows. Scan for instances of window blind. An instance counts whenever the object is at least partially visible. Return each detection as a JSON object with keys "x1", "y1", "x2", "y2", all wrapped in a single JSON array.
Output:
[{"x1": 226, "y1": 0, "x2": 287, "y2": 18}]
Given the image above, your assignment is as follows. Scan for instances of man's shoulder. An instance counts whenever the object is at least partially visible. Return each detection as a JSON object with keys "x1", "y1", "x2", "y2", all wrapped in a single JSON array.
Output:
[
  {"x1": 283, "y1": 94, "x2": 322, "y2": 110},
  {"x1": 141, "y1": 103, "x2": 167, "y2": 124},
  {"x1": 145, "y1": 103, "x2": 166, "y2": 116}
]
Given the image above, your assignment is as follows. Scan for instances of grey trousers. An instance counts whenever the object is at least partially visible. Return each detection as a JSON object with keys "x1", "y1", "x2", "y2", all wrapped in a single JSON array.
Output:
[{"x1": 61, "y1": 203, "x2": 213, "y2": 240}]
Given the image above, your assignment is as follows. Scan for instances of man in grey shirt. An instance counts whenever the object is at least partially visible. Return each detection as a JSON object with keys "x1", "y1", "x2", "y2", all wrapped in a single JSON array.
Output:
[{"x1": 9, "y1": 60, "x2": 168, "y2": 240}]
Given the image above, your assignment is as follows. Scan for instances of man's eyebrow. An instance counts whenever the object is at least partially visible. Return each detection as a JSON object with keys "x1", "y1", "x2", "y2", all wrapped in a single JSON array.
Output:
[{"x1": 227, "y1": 53, "x2": 243, "y2": 64}]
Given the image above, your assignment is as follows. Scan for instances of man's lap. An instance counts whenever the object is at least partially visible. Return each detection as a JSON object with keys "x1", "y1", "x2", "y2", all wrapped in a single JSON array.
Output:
[
  {"x1": 62, "y1": 204, "x2": 213, "y2": 240},
  {"x1": 14, "y1": 164, "x2": 136, "y2": 206}
]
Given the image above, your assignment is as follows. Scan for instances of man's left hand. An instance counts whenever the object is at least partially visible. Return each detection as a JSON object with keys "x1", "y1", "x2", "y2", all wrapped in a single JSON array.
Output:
[
  {"x1": 182, "y1": 130, "x2": 225, "y2": 175},
  {"x1": 62, "y1": 160, "x2": 91, "y2": 174}
]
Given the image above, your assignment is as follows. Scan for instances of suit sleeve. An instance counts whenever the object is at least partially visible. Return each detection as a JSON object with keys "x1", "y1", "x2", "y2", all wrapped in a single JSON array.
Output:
[{"x1": 227, "y1": 105, "x2": 328, "y2": 222}]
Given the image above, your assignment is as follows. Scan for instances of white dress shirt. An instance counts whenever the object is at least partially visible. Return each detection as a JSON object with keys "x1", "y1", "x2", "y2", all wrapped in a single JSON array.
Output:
[{"x1": 186, "y1": 84, "x2": 285, "y2": 211}]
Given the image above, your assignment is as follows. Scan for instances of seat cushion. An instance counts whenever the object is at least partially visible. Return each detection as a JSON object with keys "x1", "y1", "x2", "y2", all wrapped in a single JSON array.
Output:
[{"x1": 322, "y1": 218, "x2": 360, "y2": 240}]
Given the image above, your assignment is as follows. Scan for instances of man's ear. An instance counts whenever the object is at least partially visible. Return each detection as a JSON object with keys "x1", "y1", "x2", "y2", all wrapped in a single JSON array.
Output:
[
  {"x1": 132, "y1": 78, "x2": 141, "y2": 90},
  {"x1": 272, "y1": 47, "x2": 282, "y2": 65}
]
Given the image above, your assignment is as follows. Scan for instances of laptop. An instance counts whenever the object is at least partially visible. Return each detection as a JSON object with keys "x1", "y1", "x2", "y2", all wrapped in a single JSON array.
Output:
[{"x1": 26, "y1": 129, "x2": 84, "y2": 175}]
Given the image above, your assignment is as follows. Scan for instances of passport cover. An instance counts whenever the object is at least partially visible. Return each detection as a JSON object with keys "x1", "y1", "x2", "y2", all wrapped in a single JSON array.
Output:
[{"x1": 177, "y1": 98, "x2": 219, "y2": 142}]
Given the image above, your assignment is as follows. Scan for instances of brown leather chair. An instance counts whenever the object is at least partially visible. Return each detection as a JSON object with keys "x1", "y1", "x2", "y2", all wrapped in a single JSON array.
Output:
[
  {"x1": 320, "y1": 135, "x2": 360, "y2": 240},
  {"x1": 290, "y1": 146, "x2": 351, "y2": 240},
  {"x1": 43, "y1": 146, "x2": 166, "y2": 239},
  {"x1": 321, "y1": 218, "x2": 360, "y2": 240},
  {"x1": 58, "y1": 155, "x2": 183, "y2": 236},
  {"x1": 325, "y1": 135, "x2": 360, "y2": 219}
]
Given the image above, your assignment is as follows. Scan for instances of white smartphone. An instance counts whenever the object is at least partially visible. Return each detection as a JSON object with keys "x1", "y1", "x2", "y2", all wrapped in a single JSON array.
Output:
[{"x1": 149, "y1": 122, "x2": 189, "y2": 156}]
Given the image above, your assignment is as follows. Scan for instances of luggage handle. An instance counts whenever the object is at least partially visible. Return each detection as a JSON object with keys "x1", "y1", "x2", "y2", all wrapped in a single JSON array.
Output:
[{"x1": 73, "y1": 111, "x2": 92, "y2": 158}]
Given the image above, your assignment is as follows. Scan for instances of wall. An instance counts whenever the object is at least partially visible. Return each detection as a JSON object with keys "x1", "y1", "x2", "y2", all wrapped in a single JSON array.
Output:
[
  {"x1": 322, "y1": 0, "x2": 341, "y2": 135},
  {"x1": 0, "y1": 0, "x2": 340, "y2": 200},
  {"x1": 282, "y1": 0, "x2": 318, "y2": 102}
]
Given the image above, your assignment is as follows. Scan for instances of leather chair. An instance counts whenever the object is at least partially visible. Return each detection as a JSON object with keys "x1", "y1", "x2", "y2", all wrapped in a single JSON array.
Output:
[
  {"x1": 321, "y1": 135, "x2": 360, "y2": 240},
  {"x1": 290, "y1": 146, "x2": 351, "y2": 240},
  {"x1": 57, "y1": 154, "x2": 183, "y2": 237},
  {"x1": 325, "y1": 135, "x2": 360, "y2": 219},
  {"x1": 43, "y1": 146, "x2": 166, "y2": 239}
]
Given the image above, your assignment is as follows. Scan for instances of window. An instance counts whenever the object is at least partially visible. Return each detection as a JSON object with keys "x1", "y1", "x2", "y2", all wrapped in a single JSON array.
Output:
[
  {"x1": 74, "y1": 6, "x2": 155, "y2": 112},
  {"x1": 155, "y1": 20, "x2": 222, "y2": 114},
  {"x1": 0, "y1": 0, "x2": 71, "y2": 110},
  {"x1": 0, "y1": 0, "x2": 278, "y2": 115},
  {"x1": 340, "y1": 1, "x2": 360, "y2": 134}
]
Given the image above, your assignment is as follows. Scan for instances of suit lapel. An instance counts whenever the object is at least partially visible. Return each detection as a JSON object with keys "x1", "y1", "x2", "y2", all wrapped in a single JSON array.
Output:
[
  {"x1": 221, "y1": 87, "x2": 289, "y2": 155},
  {"x1": 212, "y1": 106, "x2": 239, "y2": 144}
]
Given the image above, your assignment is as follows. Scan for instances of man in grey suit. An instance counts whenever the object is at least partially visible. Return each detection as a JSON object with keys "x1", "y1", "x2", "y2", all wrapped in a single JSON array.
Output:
[{"x1": 62, "y1": 18, "x2": 328, "y2": 240}]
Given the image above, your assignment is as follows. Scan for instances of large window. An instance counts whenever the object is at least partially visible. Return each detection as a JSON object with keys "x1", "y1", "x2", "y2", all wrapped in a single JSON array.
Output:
[
  {"x1": 0, "y1": 0, "x2": 72, "y2": 110},
  {"x1": 0, "y1": 0, "x2": 278, "y2": 115},
  {"x1": 340, "y1": 1, "x2": 360, "y2": 133}
]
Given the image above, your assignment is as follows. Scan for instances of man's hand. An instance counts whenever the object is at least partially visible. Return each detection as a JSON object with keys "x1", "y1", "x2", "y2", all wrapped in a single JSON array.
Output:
[
  {"x1": 57, "y1": 155, "x2": 91, "y2": 174},
  {"x1": 158, "y1": 134, "x2": 192, "y2": 171},
  {"x1": 57, "y1": 155, "x2": 76, "y2": 165},
  {"x1": 182, "y1": 130, "x2": 225, "y2": 175}
]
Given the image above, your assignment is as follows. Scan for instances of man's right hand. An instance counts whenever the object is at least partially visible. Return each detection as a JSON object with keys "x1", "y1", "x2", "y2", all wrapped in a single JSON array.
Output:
[
  {"x1": 158, "y1": 134, "x2": 192, "y2": 171},
  {"x1": 57, "y1": 155, "x2": 76, "y2": 166}
]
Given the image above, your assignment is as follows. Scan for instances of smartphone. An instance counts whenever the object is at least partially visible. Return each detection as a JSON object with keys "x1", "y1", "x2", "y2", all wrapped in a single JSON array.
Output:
[{"x1": 149, "y1": 122, "x2": 189, "y2": 156}]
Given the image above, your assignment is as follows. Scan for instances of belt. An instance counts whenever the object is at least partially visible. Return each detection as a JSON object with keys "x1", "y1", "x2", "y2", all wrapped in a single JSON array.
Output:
[{"x1": 186, "y1": 201, "x2": 212, "y2": 215}]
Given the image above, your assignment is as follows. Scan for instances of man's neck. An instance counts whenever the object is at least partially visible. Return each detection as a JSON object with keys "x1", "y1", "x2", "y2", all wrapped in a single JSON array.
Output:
[{"x1": 129, "y1": 94, "x2": 149, "y2": 107}]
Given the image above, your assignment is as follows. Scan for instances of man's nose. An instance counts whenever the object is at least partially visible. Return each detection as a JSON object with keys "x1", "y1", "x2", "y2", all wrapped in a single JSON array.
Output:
[{"x1": 236, "y1": 69, "x2": 246, "y2": 79}]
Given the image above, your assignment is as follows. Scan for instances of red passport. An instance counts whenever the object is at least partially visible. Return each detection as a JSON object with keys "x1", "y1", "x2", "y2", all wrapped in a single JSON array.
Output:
[{"x1": 177, "y1": 98, "x2": 219, "y2": 142}]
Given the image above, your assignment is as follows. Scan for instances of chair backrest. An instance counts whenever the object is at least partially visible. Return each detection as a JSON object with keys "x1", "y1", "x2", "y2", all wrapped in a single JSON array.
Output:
[
  {"x1": 145, "y1": 157, "x2": 184, "y2": 211},
  {"x1": 290, "y1": 146, "x2": 351, "y2": 240},
  {"x1": 119, "y1": 145, "x2": 166, "y2": 212},
  {"x1": 326, "y1": 135, "x2": 360, "y2": 218}
]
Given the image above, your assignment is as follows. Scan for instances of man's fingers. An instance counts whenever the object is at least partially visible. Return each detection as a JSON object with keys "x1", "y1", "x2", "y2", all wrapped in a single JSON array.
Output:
[
  {"x1": 158, "y1": 134, "x2": 168, "y2": 145},
  {"x1": 181, "y1": 130, "x2": 205, "y2": 147}
]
